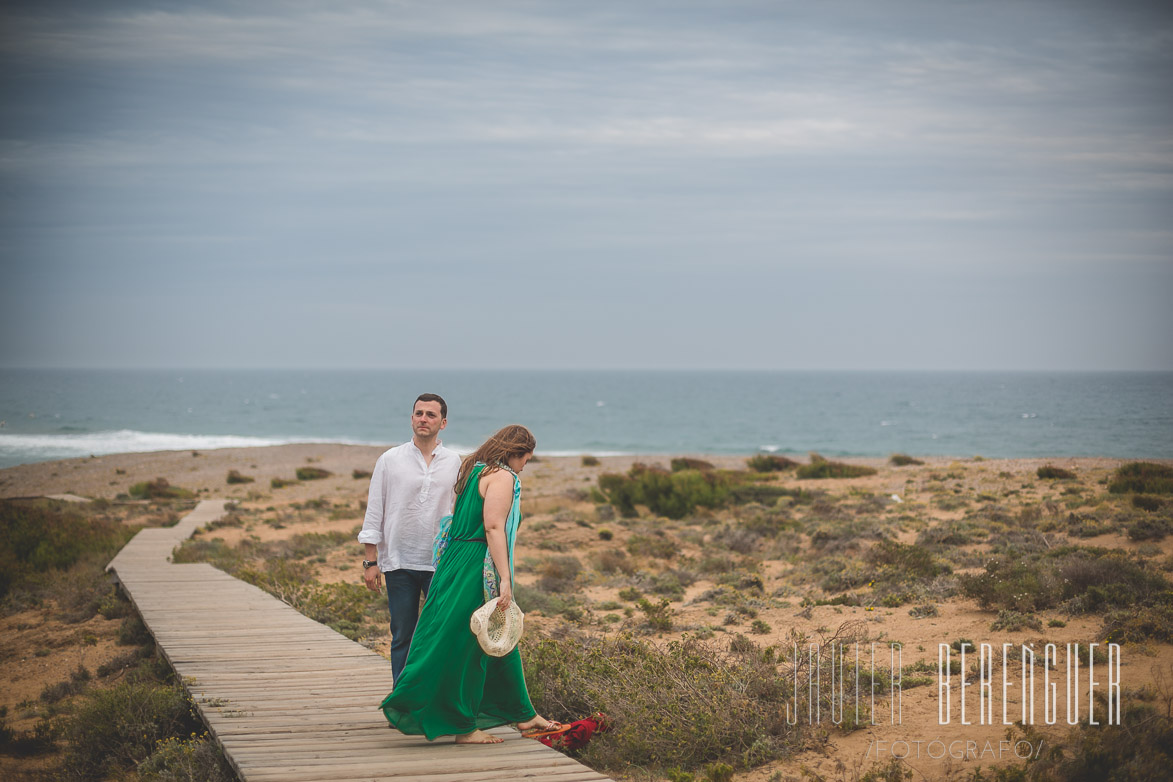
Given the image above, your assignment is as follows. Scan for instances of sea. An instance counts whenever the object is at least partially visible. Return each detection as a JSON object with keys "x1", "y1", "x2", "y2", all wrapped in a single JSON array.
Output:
[{"x1": 0, "y1": 369, "x2": 1170, "y2": 469}]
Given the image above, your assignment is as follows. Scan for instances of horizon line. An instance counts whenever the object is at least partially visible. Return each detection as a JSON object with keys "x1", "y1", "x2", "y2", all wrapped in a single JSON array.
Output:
[{"x1": 2, "y1": 365, "x2": 1171, "y2": 374}]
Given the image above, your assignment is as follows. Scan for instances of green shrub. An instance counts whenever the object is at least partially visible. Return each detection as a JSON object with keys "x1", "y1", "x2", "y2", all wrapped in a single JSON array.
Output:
[
  {"x1": 295, "y1": 467, "x2": 332, "y2": 481},
  {"x1": 627, "y1": 534, "x2": 678, "y2": 560},
  {"x1": 538, "y1": 555, "x2": 583, "y2": 592},
  {"x1": 1037, "y1": 465, "x2": 1076, "y2": 480},
  {"x1": 138, "y1": 733, "x2": 235, "y2": 782},
  {"x1": 40, "y1": 665, "x2": 91, "y2": 704},
  {"x1": 1129, "y1": 516, "x2": 1173, "y2": 541},
  {"x1": 915, "y1": 521, "x2": 984, "y2": 548},
  {"x1": 594, "y1": 548, "x2": 634, "y2": 575},
  {"x1": 0, "y1": 499, "x2": 137, "y2": 602},
  {"x1": 1059, "y1": 551, "x2": 1169, "y2": 613},
  {"x1": 704, "y1": 763, "x2": 734, "y2": 782},
  {"x1": 514, "y1": 583, "x2": 577, "y2": 618},
  {"x1": 522, "y1": 630, "x2": 850, "y2": 774},
  {"x1": 352, "y1": 469, "x2": 372, "y2": 479},
  {"x1": 0, "y1": 708, "x2": 55, "y2": 758},
  {"x1": 581, "y1": 455, "x2": 601, "y2": 467},
  {"x1": 727, "y1": 484, "x2": 811, "y2": 506},
  {"x1": 797, "y1": 455, "x2": 877, "y2": 480},
  {"x1": 962, "y1": 548, "x2": 1172, "y2": 625},
  {"x1": 596, "y1": 464, "x2": 730, "y2": 519},
  {"x1": 128, "y1": 478, "x2": 194, "y2": 500},
  {"x1": 865, "y1": 539, "x2": 949, "y2": 581},
  {"x1": 598, "y1": 472, "x2": 641, "y2": 517},
  {"x1": 991, "y1": 610, "x2": 1042, "y2": 632},
  {"x1": 271, "y1": 477, "x2": 295, "y2": 488},
  {"x1": 118, "y1": 615, "x2": 152, "y2": 646},
  {"x1": 62, "y1": 681, "x2": 200, "y2": 779},
  {"x1": 746, "y1": 454, "x2": 797, "y2": 473},
  {"x1": 1101, "y1": 602, "x2": 1173, "y2": 643},
  {"x1": 961, "y1": 559, "x2": 1062, "y2": 613},
  {"x1": 1108, "y1": 462, "x2": 1173, "y2": 495},
  {"x1": 740, "y1": 510, "x2": 799, "y2": 538},
  {"x1": 995, "y1": 701, "x2": 1173, "y2": 781},
  {"x1": 649, "y1": 569, "x2": 694, "y2": 601},
  {"x1": 889, "y1": 454, "x2": 924, "y2": 466},
  {"x1": 171, "y1": 537, "x2": 248, "y2": 570},
  {"x1": 275, "y1": 531, "x2": 350, "y2": 560},
  {"x1": 672, "y1": 457, "x2": 715, "y2": 472},
  {"x1": 637, "y1": 597, "x2": 675, "y2": 631},
  {"x1": 225, "y1": 470, "x2": 254, "y2": 484},
  {"x1": 1132, "y1": 495, "x2": 1164, "y2": 512}
]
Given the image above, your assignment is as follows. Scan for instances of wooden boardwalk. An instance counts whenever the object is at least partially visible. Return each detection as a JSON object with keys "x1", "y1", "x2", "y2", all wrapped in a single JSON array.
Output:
[{"x1": 107, "y1": 500, "x2": 612, "y2": 782}]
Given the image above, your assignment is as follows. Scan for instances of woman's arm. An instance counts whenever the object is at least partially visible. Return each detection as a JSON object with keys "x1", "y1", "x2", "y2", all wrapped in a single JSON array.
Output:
[{"x1": 481, "y1": 470, "x2": 515, "y2": 609}]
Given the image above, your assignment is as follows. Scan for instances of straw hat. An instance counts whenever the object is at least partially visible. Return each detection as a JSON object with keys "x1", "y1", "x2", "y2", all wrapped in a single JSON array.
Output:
[{"x1": 469, "y1": 597, "x2": 524, "y2": 657}]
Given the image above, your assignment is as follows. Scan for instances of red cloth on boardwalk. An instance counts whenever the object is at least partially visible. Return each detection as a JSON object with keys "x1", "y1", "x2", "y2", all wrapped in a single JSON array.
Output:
[{"x1": 538, "y1": 713, "x2": 610, "y2": 751}]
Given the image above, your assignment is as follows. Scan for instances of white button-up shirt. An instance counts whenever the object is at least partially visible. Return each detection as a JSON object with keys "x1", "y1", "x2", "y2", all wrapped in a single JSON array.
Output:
[{"x1": 357, "y1": 440, "x2": 461, "y2": 572}]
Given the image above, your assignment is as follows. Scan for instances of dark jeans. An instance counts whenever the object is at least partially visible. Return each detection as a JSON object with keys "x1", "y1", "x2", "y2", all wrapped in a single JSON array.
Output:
[{"x1": 385, "y1": 568, "x2": 433, "y2": 684}]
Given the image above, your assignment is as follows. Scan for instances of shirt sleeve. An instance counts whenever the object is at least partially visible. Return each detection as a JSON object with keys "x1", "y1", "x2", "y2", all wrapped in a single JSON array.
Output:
[{"x1": 357, "y1": 454, "x2": 386, "y2": 544}]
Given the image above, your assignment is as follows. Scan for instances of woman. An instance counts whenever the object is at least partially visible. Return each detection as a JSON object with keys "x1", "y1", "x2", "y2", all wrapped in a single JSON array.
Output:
[{"x1": 380, "y1": 424, "x2": 562, "y2": 744}]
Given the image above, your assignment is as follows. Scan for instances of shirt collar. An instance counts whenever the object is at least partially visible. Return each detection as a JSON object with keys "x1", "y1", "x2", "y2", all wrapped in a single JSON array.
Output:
[{"x1": 408, "y1": 438, "x2": 443, "y2": 458}]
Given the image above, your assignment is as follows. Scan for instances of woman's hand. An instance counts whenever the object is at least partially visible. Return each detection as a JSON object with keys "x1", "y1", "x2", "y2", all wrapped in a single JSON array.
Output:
[{"x1": 497, "y1": 581, "x2": 513, "y2": 611}]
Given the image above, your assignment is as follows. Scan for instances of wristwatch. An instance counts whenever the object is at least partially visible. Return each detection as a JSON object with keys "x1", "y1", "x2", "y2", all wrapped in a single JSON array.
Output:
[{"x1": 362, "y1": 560, "x2": 379, "y2": 569}]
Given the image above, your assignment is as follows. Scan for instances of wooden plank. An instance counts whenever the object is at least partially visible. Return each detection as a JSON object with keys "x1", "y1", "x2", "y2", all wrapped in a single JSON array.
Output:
[{"x1": 107, "y1": 499, "x2": 613, "y2": 782}]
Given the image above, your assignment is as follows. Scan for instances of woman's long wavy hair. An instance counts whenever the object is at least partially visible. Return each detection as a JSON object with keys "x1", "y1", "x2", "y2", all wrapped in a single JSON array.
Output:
[{"x1": 454, "y1": 424, "x2": 536, "y2": 495}]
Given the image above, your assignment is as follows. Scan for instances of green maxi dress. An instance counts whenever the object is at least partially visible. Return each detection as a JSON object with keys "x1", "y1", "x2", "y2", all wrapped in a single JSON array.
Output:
[{"x1": 380, "y1": 463, "x2": 537, "y2": 739}]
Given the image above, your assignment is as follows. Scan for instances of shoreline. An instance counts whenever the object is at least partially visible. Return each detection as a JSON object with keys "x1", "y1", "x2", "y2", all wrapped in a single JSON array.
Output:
[{"x1": 0, "y1": 442, "x2": 1159, "y2": 502}]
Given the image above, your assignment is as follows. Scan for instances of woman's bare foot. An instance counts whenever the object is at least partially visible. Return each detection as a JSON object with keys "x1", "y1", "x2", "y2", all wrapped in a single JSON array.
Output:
[
  {"x1": 455, "y1": 729, "x2": 503, "y2": 744},
  {"x1": 517, "y1": 716, "x2": 565, "y2": 736}
]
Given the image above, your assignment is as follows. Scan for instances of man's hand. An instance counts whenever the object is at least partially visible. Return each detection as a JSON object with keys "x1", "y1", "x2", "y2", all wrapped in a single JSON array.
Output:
[{"x1": 364, "y1": 566, "x2": 382, "y2": 592}]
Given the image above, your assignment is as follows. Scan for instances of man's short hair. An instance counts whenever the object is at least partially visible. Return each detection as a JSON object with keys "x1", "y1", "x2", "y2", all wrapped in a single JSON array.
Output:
[{"x1": 414, "y1": 393, "x2": 447, "y2": 419}]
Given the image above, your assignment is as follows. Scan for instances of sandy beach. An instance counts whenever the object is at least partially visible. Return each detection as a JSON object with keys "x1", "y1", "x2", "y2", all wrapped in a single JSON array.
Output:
[{"x1": 3, "y1": 445, "x2": 1172, "y2": 781}]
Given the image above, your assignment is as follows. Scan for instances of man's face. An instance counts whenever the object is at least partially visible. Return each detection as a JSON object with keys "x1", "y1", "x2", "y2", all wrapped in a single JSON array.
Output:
[{"x1": 411, "y1": 400, "x2": 446, "y2": 440}]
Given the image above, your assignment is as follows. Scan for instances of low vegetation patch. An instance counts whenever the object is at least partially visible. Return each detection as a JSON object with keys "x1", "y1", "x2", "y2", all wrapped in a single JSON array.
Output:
[
  {"x1": 796, "y1": 454, "x2": 878, "y2": 480},
  {"x1": 991, "y1": 694, "x2": 1173, "y2": 781},
  {"x1": 128, "y1": 478, "x2": 194, "y2": 500},
  {"x1": 961, "y1": 547, "x2": 1173, "y2": 639},
  {"x1": 746, "y1": 454, "x2": 798, "y2": 473},
  {"x1": 671, "y1": 457, "x2": 715, "y2": 471},
  {"x1": 62, "y1": 681, "x2": 200, "y2": 778},
  {"x1": 1, "y1": 499, "x2": 236, "y2": 780},
  {"x1": 1109, "y1": 461, "x2": 1173, "y2": 495},
  {"x1": 226, "y1": 469, "x2": 254, "y2": 484},
  {"x1": 889, "y1": 454, "x2": 924, "y2": 466},
  {"x1": 1036, "y1": 465, "x2": 1076, "y2": 480},
  {"x1": 295, "y1": 466, "x2": 332, "y2": 481},
  {"x1": 522, "y1": 629, "x2": 866, "y2": 775},
  {"x1": 598, "y1": 464, "x2": 729, "y2": 519},
  {"x1": 1, "y1": 499, "x2": 137, "y2": 612}
]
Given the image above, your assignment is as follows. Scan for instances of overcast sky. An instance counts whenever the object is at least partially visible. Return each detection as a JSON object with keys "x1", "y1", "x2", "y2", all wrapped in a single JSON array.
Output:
[{"x1": 1, "y1": 0, "x2": 1170, "y2": 371}]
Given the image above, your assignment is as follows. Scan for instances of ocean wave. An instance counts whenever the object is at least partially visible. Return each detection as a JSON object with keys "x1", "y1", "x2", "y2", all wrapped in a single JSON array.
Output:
[
  {"x1": 538, "y1": 450, "x2": 628, "y2": 458},
  {"x1": 0, "y1": 431, "x2": 632, "y2": 468},
  {"x1": 0, "y1": 429, "x2": 381, "y2": 463}
]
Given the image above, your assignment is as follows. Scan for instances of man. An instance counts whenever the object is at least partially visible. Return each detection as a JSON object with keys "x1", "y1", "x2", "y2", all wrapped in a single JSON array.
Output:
[{"x1": 358, "y1": 393, "x2": 461, "y2": 683}]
